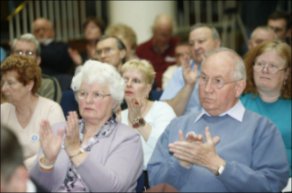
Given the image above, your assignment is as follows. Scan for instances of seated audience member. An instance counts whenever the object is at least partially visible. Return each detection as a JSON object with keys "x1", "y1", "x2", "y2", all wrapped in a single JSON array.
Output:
[
  {"x1": 1, "y1": 125, "x2": 47, "y2": 192},
  {"x1": 248, "y1": 26, "x2": 277, "y2": 50},
  {"x1": 105, "y1": 23, "x2": 138, "y2": 60},
  {"x1": 120, "y1": 59, "x2": 176, "y2": 188},
  {"x1": 241, "y1": 40, "x2": 291, "y2": 191},
  {"x1": 30, "y1": 60, "x2": 143, "y2": 192},
  {"x1": 32, "y1": 18, "x2": 75, "y2": 75},
  {"x1": 69, "y1": 17, "x2": 104, "y2": 69},
  {"x1": 1, "y1": 55, "x2": 65, "y2": 170},
  {"x1": 32, "y1": 18, "x2": 74, "y2": 91},
  {"x1": 148, "y1": 47, "x2": 289, "y2": 192},
  {"x1": 267, "y1": 10, "x2": 290, "y2": 43},
  {"x1": 162, "y1": 42, "x2": 191, "y2": 90},
  {"x1": 11, "y1": 33, "x2": 62, "y2": 103},
  {"x1": 61, "y1": 36, "x2": 128, "y2": 116},
  {"x1": 96, "y1": 35, "x2": 127, "y2": 72},
  {"x1": 160, "y1": 23, "x2": 221, "y2": 115},
  {"x1": 136, "y1": 13, "x2": 179, "y2": 89}
]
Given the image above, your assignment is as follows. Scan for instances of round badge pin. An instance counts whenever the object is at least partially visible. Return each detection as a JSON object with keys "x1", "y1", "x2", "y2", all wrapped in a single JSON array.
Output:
[{"x1": 31, "y1": 134, "x2": 39, "y2": 142}]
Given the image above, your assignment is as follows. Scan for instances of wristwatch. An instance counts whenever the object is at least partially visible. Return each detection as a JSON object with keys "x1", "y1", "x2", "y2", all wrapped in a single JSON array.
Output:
[
  {"x1": 132, "y1": 117, "x2": 146, "y2": 128},
  {"x1": 215, "y1": 164, "x2": 225, "y2": 176}
]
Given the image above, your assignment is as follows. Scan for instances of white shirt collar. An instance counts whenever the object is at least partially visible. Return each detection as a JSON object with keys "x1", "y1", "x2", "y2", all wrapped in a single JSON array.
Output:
[
  {"x1": 194, "y1": 100, "x2": 245, "y2": 123},
  {"x1": 26, "y1": 179, "x2": 36, "y2": 193}
]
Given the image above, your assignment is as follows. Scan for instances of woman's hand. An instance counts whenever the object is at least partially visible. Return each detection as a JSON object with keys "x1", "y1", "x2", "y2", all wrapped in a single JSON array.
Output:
[
  {"x1": 39, "y1": 120, "x2": 64, "y2": 163},
  {"x1": 65, "y1": 111, "x2": 81, "y2": 156},
  {"x1": 127, "y1": 98, "x2": 143, "y2": 124}
]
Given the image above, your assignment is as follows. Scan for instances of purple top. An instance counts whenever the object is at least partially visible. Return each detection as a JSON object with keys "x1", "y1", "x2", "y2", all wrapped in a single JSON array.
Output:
[{"x1": 30, "y1": 117, "x2": 143, "y2": 192}]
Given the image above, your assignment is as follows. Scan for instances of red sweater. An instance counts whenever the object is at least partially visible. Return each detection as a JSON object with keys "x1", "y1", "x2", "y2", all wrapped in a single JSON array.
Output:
[{"x1": 136, "y1": 37, "x2": 179, "y2": 88}]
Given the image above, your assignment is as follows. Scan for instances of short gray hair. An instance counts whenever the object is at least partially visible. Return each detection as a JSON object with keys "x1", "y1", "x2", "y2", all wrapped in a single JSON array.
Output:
[
  {"x1": 250, "y1": 25, "x2": 277, "y2": 39},
  {"x1": 71, "y1": 60, "x2": 125, "y2": 104},
  {"x1": 190, "y1": 23, "x2": 221, "y2": 41},
  {"x1": 205, "y1": 47, "x2": 246, "y2": 81},
  {"x1": 11, "y1": 33, "x2": 41, "y2": 56}
]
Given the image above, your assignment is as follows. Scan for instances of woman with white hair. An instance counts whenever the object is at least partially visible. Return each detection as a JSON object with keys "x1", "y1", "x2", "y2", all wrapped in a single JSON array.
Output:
[{"x1": 30, "y1": 60, "x2": 143, "y2": 192}]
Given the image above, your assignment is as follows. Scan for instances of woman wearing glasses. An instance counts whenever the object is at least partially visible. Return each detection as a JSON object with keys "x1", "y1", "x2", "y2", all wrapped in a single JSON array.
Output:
[
  {"x1": 30, "y1": 60, "x2": 143, "y2": 192},
  {"x1": 0, "y1": 55, "x2": 65, "y2": 170},
  {"x1": 241, "y1": 40, "x2": 291, "y2": 184}
]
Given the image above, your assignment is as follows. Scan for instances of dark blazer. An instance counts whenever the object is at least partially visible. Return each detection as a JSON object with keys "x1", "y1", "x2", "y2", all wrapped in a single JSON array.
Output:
[{"x1": 40, "y1": 41, "x2": 74, "y2": 75}]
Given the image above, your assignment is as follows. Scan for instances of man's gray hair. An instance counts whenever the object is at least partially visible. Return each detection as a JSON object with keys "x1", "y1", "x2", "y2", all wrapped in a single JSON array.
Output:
[
  {"x1": 205, "y1": 47, "x2": 246, "y2": 81},
  {"x1": 71, "y1": 60, "x2": 125, "y2": 104},
  {"x1": 11, "y1": 33, "x2": 41, "y2": 56},
  {"x1": 250, "y1": 25, "x2": 277, "y2": 39},
  {"x1": 190, "y1": 23, "x2": 221, "y2": 41}
]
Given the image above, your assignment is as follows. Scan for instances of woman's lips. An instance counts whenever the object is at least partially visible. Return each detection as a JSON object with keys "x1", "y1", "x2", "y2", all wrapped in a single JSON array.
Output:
[{"x1": 125, "y1": 91, "x2": 133, "y2": 95}]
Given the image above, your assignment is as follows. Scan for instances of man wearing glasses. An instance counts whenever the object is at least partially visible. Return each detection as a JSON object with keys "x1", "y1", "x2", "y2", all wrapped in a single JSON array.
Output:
[
  {"x1": 95, "y1": 35, "x2": 127, "y2": 72},
  {"x1": 148, "y1": 47, "x2": 289, "y2": 192},
  {"x1": 11, "y1": 33, "x2": 62, "y2": 103}
]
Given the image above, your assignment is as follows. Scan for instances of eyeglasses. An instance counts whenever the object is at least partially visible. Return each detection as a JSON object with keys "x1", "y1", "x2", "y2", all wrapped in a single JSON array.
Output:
[
  {"x1": 199, "y1": 75, "x2": 241, "y2": 89},
  {"x1": 76, "y1": 90, "x2": 111, "y2": 101},
  {"x1": 14, "y1": 50, "x2": 36, "y2": 57},
  {"x1": 253, "y1": 62, "x2": 286, "y2": 74},
  {"x1": 96, "y1": 47, "x2": 115, "y2": 57}
]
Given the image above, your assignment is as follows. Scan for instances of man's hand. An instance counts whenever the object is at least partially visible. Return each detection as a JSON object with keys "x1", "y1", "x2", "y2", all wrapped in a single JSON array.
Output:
[
  {"x1": 168, "y1": 127, "x2": 224, "y2": 173},
  {"x1": 182, "y1": 61, "x2": 198, "y2": 86}
]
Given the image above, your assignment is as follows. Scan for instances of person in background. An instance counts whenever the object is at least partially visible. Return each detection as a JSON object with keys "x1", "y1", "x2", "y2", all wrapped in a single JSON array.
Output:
[
  {"x1": 0, "y1": 47, "x2": 7, "y2": 103},
  {"x1": 267, "y1": 10, "x2": 290, "y2": 43},
  {"x1": 1, "y1": 124, "x2": 47, "y2": 192},
  {"x1": 136, "y1": 13, "x2": 179, "y2": 89},
  {"x1": 95, "y1": 35, "x2": 127, "y2": 72},
  {"x1": 148, "y1": 47, "x2": 289, "y2": 192},
  {"x1": 162, "y1": 42, "x2": 191, "y2": 90},
  {"x1": 32, "y1": 18, "x2": 75, "y2": 76},
  {"x1": 120, "y1": 59, "x2": 176, "y2": 189},
  {"x1": 69, "y1": 17, "x2": 105, "y2": 69},
  {"x1": 241, "y1": 40, "x2": 291, "y2": 192},
  {"x1": 248, "y1": 26, "x2": 277, "y2": 51},
  {"x1": 30, "y1": 60, "x2": 143, "y2": 192},
  {"x1": 61, "y1": 36, "x2": 127, "y2": 117},
  {"x1": 105, "y1": 23, "x2": 138, "y2": 60},
  {"x1": 0, "y1": 46, "x2": 6, "y2": 62},
  {"x1": 11, "y1": 33, "x2": 62, "y2": 103},
  {"x1": 1, "y1": 55, "x2": 65, "y2": 170},
  {"x1": 160, "y1": 23, "x2": 221, "y2": 116}
]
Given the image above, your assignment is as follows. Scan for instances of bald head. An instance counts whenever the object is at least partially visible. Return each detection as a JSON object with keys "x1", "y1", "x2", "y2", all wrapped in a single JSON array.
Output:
[
  {"x1": 32, "y1": 18, "x2": 55, "y2": 43},
  {"x1": 153, "y1": 14, "x2": 173, "y2": 30},
  {"x1": 152, "y1": 14, "x2": 174, "y2": 51},
  {"x1": 248, "y1": 26, "x2": 277, "y2": 50},
  {"x1": 204, "y1": 47, "x2": 246, "y2": 81}
]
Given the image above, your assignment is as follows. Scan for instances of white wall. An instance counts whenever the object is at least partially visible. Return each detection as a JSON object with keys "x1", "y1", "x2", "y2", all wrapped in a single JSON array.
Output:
[{"x1": 108, "y1": 1, "x2": 176, "y2": 44}]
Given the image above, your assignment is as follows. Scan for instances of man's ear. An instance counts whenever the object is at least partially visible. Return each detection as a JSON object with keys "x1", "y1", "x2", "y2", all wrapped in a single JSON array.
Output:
[
  {"x1": 215, "y1": 39, "x2": 221, "y2": 48},
  {"x1": 235, "y1": 80, "x2": 246, "y2": 97}
]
